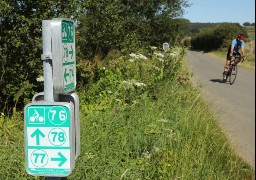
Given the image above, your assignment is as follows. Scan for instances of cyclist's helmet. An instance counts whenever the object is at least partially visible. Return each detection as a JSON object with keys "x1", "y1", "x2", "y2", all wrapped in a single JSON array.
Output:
[{"x1": 237, "y1": 33, "x2": 245, "y2": 39}]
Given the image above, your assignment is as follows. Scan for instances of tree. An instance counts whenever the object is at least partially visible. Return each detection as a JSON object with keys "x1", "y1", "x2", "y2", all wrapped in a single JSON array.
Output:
[
  {"x1": 77, "y1": 0, "x2": 189, "y2": 59},
  {"x1": 243, "y1": 22, "x2": 251, "y2": 26},
  {"x1": 0, "y1": 0, "x2": 83, "y2": 115}
]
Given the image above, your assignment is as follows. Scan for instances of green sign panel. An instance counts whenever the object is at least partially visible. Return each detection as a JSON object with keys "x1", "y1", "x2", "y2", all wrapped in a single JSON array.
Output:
[
  {"x1": 51, "y1": 19, "x2": 76, "y2": 94},
  {"x1": 62, "y1": 20, "x2": 76, "y2": 92},
  {"x1": 62, "y1": 21, "x2": 74, "y2": 43},
  {"x1": 24, "y1": 102, "x2": 75, "y2": 177}
]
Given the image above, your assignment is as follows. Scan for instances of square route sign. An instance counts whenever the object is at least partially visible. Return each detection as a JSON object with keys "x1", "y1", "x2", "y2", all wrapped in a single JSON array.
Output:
[{"x1": 24, "y1": 102, "x2": 75, "y2": 177}]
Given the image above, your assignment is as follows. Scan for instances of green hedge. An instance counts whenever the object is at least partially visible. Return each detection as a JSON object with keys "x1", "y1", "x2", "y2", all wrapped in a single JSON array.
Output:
[{"x1": 191, "y1": 23, "x2": 248, "y2": 52}]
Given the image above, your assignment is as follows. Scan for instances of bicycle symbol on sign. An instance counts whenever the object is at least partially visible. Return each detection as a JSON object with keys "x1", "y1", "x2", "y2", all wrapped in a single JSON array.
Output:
[{"x1": 30, "y1": 109, "x2": 45, "y2": 123}]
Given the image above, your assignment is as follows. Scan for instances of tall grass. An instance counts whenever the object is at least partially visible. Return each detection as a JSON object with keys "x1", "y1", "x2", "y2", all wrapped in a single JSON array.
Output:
[
  {"x1": 68, "y1": 80, "x2": 254, "y2": 179},
  {"x1": 0, "y1": 46, "x2": 254, "y2": 179}
]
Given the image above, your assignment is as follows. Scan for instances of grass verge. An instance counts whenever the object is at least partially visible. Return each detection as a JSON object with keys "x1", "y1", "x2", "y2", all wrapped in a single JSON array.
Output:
[
  {"x1": 68, "y1": 80, "x2": 255, "y2": 179},
  {"x1": 0, "y1": 47, "x2": 254, "y2": 179}
]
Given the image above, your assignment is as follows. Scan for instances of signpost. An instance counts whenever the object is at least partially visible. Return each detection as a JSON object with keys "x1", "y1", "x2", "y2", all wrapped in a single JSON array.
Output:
[
  {"x1": 24, "y1": 102, "x2": 75, "y2": 176},
  {"x1": 24, "y1": 18, "x2": 79, "y2": 178}
]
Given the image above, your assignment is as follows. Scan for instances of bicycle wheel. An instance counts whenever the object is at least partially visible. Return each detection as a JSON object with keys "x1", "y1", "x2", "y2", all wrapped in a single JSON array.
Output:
[{"x1": 229, "y1": 65, "x2": 237, "y2": 85}]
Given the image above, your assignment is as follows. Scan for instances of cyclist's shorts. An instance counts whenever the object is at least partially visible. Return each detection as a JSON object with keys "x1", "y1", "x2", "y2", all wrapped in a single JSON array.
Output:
[{"x1": 226, "y1": 52, "x2": 241, "y2": 60}]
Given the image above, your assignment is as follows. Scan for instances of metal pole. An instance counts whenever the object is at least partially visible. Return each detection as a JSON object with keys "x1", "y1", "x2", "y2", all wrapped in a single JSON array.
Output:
[
  {"x1": 46, "y1": 177, "x2": 62, "y2": 180},
  {"x1": 42, "y1": 20, "x2": 54, "y2": 102},
  {"x1": 42, "y1": 20, "x2": 61, "y2": 180}
]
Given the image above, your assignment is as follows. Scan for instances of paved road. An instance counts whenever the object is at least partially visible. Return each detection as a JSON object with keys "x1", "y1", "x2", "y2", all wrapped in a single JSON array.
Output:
[{"x1": 187, "y1": 51, "x2": 255, "y2": 168}]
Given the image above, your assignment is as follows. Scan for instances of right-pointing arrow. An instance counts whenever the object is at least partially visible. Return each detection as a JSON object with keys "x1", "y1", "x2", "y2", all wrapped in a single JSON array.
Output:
[{"x1": 51, "y1": 152, "x2": 67, "y2": 167}]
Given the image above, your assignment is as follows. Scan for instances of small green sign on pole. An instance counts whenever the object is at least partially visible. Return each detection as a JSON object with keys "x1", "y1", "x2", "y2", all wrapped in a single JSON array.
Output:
[
  {"x1": 24, "y1": 102, "x2": 75, "y2": 177},
  {"x1": 62, "y1": 20, "x2": 76, "y2": 92},
  {"x1": 51, "y1": 18, "x2": 76, "y2": 94}
]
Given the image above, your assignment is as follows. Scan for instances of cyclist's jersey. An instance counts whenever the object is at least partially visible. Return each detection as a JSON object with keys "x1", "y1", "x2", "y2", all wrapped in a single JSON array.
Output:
[{"x1": 228, "y1": 38, "x2": 245, "y2": 54}]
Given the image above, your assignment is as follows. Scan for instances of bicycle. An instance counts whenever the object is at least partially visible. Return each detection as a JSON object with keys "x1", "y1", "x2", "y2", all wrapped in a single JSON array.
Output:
[{"x1": 223, "y1": 55, "x2": 245, "y2": 85}]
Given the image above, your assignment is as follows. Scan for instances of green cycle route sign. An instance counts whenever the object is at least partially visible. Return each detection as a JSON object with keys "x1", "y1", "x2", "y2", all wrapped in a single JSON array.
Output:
[
  {"x1": 62, "y1": 20, "x2": 75, "y2": 92},
  {"x1": 24, "y1": 102, "x2": 75, "y2": 177},
  {"x1": 51, "y1": 19, "x2": 76, "y2": 94}
]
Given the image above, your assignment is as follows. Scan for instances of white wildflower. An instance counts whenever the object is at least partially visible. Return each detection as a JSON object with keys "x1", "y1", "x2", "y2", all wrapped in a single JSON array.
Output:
[
  {"x1": 153, "y1": 146, "x2": 160, "y2": 152},
  {"x1": 133, "y1": 82, "x2": 146, "y2": 87},
  {"x1": 169, "y1": 52, "x2": 177, "y2": 57},
  {"x1": 137, "y1": 53, "x2": 148, "y2": 60},
  {"x1": 142, "y1": 151, "x2": 151, "y2": 159},
  {"x1": 107, "y1": 90, "x2": 113, "y2": 94},
  {"x1": 167, "y1": 130, "x2": 177, "y2": 141},
  {"x1": 154, "y1": 52, "x2": 164, "y2": 58},
  {"x1": 85, "y1": 153, "x2": 95, "y2": 159},
  {"x1": 129, "y1": 53, "x2": 139, "y2": 58},
  {"x1": 123, "y1": 80, "x2": 133, "y2": 86},
  {"x1": 132, "y1": 100, "x2": 138, "y2": 104},
  {"x1": 150, "y1": 46, "x2": 157, "y2": 50},
  {"x1": 36, "y1": 76, "x2": 44, "y2": 82},
  {"x1": 129, "y1": 53, "x2": 148, "y2": 60},
  {"x1": 128, "y1": 58, "x2": 135, "y2": 62},
  {"x1": 158, "y1": 58, "x2": 164, "y2": 62},
  {"x1": 123, "y1": 80, "x2": 146, "y2": 87},
  {"x1": 153, "y1": 66, "x2": 160, "y2": 71}
]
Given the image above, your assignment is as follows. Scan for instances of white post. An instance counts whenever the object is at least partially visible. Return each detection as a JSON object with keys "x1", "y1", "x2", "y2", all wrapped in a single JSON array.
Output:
[{"x1": 163, "y1": 42, "x2": 169, "y2": 52}]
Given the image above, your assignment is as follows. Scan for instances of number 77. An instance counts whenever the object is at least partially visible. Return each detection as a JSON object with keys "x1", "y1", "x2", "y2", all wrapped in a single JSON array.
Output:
[{"x1": 34, "y1": 153, "x2": 46, "y2": 163}]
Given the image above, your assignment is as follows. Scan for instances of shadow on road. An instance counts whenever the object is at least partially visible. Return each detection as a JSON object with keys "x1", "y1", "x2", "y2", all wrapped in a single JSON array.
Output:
[{"x1": 210, "y1": 79, "x2": 226, "y2": 83}]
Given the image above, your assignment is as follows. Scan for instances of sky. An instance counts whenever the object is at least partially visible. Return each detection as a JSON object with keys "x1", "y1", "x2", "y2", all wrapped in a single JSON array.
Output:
[{"x1": 182, "y1": 0, "x2": 255, "y2": 25}]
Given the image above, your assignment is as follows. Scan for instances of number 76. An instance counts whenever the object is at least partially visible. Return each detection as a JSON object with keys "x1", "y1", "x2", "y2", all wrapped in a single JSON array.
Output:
[{"x1": 49, "y1": 110, "x2": 66, "y2": 121}]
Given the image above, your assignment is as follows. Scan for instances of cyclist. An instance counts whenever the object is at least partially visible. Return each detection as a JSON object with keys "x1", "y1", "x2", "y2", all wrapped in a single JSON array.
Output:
[{"x1": 223, "y1": 33, "x2": 246, "y2": 80}]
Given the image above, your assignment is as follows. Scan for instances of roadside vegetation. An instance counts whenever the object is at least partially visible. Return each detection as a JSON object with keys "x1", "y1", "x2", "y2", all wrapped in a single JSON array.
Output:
[
  {"x1": 0, "y1": 0, "x2": 255, "y2": 179},
  {"x1": 1, "y1": 47, "x2": 255, "y2": 179}
]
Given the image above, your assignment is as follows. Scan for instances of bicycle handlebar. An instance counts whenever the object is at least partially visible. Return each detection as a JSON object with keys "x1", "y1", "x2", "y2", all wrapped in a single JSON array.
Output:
[{"x1": 233, "y1": 55, "x2": 245, "y2": 62}]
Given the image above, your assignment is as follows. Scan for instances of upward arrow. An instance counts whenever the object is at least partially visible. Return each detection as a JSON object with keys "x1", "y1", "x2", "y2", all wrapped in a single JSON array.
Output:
[{"x1": 31, "y1": 128, "x2": 45, "y2": 145}]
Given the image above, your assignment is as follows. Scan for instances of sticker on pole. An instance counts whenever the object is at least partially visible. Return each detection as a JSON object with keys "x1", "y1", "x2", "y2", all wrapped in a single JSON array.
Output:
[{"x1": 24, "y1": 102, "x2": 75, "y2": 177}]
